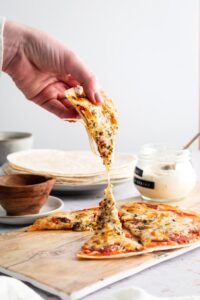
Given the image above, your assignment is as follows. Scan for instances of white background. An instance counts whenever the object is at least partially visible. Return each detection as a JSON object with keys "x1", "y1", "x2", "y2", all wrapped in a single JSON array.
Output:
[{"x1": 0, "y1": 0, "x2": 199, "y2": 153}]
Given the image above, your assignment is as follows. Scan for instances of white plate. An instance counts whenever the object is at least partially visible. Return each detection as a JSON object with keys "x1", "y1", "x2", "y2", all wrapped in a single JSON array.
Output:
[
  {"x1": 53, "y1": 178, "x2": 131, "y2": 192},
  {"x1": 0, "y1": 196, "x2": 64, "y2": 225}
]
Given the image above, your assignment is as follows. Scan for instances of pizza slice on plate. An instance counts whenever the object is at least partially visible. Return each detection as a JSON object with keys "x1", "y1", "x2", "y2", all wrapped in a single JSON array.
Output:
[{"x1": 65, "y1": 86, "x2": 118, "y2": 170}]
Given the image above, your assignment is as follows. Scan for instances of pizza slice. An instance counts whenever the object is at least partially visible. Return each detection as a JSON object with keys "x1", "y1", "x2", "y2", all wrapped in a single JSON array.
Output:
[
  {"x1": 119, "y1": 202, "x2": 200, "y2": 248},
  {"x1": 77, "y1": 184, "x2": 143, "y2": 258},
  {"x1": 77, "y1": 229, "x2": 142, "y2": 259},
  {"x1": 27, "y1": 207, "x2": 98, "y2": 232},
  {"x1": 65, "y1": 86, "x2": 118, "y2": 170}
]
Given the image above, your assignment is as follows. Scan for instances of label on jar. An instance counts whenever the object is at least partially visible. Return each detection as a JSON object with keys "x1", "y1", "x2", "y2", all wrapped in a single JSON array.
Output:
[
  {"x1": 135, "y1": 166, "x2": 143, "y2": 177},
  {"x1": 134, "y1": 177, "x2": 155, "y2": 189}
]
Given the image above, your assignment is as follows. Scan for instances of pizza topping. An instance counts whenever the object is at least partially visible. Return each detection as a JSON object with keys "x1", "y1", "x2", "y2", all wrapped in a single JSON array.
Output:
[
  {"x1": 189, "y1": 228, "x2": 200, "y2": 235},
  {"x1": 52, "y1": 217, "x2": 70, "y2": 224},
  {"x1": 169, "y1": 233, "x2": 190, "y2": 244},
  {"x1": 166, "y1": 209, "x2": 197, "y2": 218}
]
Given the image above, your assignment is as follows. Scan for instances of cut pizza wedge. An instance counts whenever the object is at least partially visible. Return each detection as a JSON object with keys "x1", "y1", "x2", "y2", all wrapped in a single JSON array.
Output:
[
  {"x1": 77, "y1": 229, "x2": 143, "y2": 259},
  {"x1": 119, "y1": 202, "x2": 200, "y2": 248},
  {"x1": 77, "y1": 184, "x2": 143, "y2": 258},
  {"x1": 65, "y1": 86, "x2": 118, "y2": 170},
  {"x1": 27, "y1": 207, "x2": 98, "y2": 232}
]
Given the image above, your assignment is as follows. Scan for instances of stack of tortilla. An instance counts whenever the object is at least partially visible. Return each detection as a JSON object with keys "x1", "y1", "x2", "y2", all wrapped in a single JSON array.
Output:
[{"x1": 4, "y1": 150, "x2": 136, "y2": 186}]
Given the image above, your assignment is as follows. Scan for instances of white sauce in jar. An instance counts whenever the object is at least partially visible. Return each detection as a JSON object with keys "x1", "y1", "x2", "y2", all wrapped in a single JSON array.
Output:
[{"x1": 134, "y1": 144, "x2": 196, "y2": 202}]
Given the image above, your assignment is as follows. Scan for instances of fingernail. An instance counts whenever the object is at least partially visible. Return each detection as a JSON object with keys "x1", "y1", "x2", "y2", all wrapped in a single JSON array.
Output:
[{"x1": 94, "y1": 93, "x2": 103, "y2": 105}]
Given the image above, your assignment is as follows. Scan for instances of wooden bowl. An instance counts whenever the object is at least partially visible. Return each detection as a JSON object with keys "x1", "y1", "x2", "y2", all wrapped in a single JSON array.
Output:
[{"x1": 0, "y1": 174, "x2": 56, "y2": 216}]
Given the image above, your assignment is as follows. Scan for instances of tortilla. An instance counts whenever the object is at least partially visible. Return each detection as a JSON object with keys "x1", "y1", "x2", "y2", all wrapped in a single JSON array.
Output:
[{"x1": 7, "y1": 150, "x2": 136, "y2": 178}]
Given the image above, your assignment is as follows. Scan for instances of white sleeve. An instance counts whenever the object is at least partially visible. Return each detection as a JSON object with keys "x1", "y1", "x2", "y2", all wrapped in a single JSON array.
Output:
[{"x1": 0, "y1": 17, "x2": 5, "y2": 72}]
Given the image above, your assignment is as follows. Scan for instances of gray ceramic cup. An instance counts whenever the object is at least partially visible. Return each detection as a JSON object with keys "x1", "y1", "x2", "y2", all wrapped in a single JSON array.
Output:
[{"x1": 0, "y1": 132, "x2": 33, "y2": 166}]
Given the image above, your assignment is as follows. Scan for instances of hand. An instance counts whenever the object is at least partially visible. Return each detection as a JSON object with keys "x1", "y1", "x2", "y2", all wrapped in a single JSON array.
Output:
[{"x1": 2, "y1": 20, "x2": 103, "y2": 119}]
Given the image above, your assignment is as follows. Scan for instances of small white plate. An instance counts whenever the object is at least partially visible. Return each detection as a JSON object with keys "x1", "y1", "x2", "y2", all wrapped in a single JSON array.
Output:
[{"x1": 0, "y1": 196, "x2": 64, "y2": 225}]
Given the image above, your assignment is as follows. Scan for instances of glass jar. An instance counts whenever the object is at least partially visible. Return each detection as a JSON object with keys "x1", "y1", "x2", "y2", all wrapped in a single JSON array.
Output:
[{"x1": 134, "y1": 144, "x2": 196, "y2": 203}]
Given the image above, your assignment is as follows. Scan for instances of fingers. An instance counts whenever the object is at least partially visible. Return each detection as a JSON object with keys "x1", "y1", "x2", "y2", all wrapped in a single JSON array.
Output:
[
  {"x1": 41, "y1": 98, "x2": 80, "y2": 119},
  {"x1": 82, "y1": 75, "x2": 103, "y2": 105},
  {"x1": 31, "y1": 81, "x2": 80, "y2": 119},
  {"x1": 64, "y1": 52, "x2": 103, "y2": 105}
]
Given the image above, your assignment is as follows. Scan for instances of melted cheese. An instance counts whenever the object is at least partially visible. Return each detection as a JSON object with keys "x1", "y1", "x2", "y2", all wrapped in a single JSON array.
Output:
[{"x1": 96, "y1": 184, "x2": 122, "y2": 233}]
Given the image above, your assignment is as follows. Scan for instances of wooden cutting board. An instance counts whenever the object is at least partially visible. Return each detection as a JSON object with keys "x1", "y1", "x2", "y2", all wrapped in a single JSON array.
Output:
[{"x1": 0, "y1": 184, "x2": 200, "y2": 300}]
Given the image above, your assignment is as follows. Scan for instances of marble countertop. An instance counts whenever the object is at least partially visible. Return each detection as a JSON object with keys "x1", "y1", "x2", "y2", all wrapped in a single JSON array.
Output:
[{"x1": 0, "y1": 151, "x2": 200, "y2": 299}]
